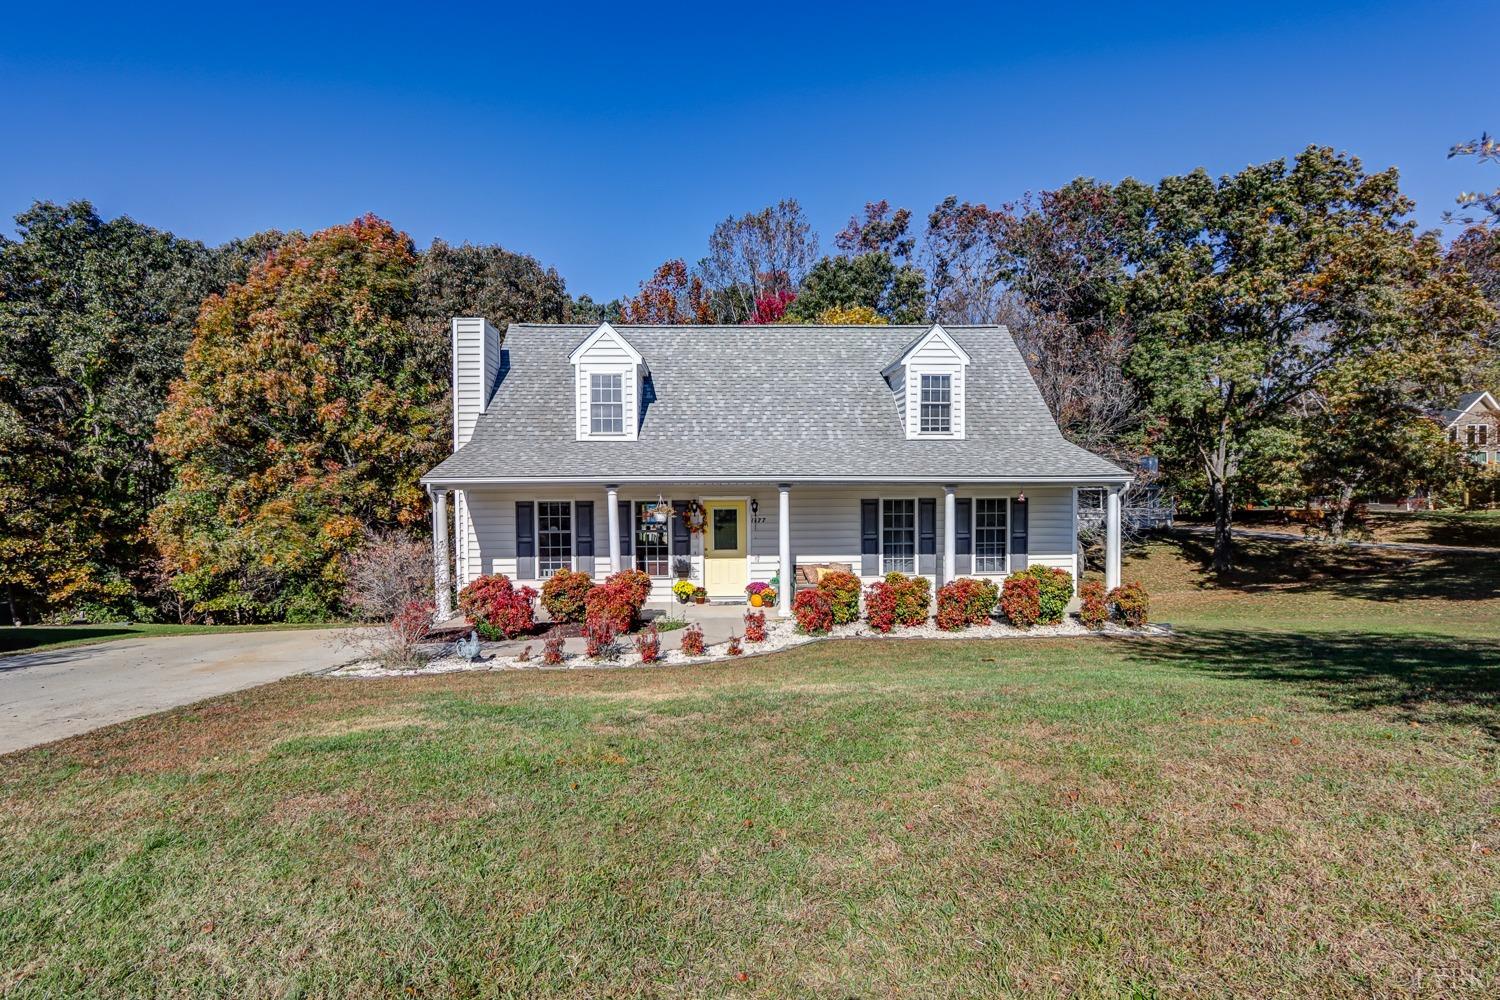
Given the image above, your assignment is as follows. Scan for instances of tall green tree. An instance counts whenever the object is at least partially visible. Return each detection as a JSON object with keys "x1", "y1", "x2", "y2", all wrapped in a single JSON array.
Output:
[
  {"x1": 1126, "y1": 147, "x2": 1493, "y2": 571},
  {"x1": 0, "y1": 201, "x2": 252, "y2": 622},
  {"x1": 150, "y1": 215, "x2": 446, "y2": 622}
]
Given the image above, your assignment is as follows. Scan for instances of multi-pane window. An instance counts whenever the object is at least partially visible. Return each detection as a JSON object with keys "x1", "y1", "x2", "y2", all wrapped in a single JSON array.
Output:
[
  {"x1": 882, "y1": 499, "x2": 916, "y2": 574},
  {"x1": 537, "y1": 501, "x2": 573, "y2": 578},
  {"x1": 974, "y1": 498, "x2": 1008, "y2": 574},
  {"x1": 1468, "y1": 426, "x2": 1478, "y2": 446},
  {"x1": 590, "y1": 373, "x2": 624, "y2": 434},
  {"x1": 634, "y1": 503, "x2": 669, "y2": 577},
  {"x1": 1481, "y1": 426, "x2": 1490, "y2": 445},
  {"x1": 919, "y1": 374, "x2": 952, "y2": 433}
]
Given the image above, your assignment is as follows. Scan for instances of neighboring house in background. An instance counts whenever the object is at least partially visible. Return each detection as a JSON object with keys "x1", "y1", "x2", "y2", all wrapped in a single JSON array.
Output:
[
  {"x1": 1440, "y1": 391, "x2": 1500, "y2": 466},
  {"x1": 420, "y1": 320, "x2": 1131, "y2": 619}
]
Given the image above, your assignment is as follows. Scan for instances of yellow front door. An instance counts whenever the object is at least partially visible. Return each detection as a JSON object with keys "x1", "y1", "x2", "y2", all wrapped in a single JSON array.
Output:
[{"x1": 702, "y1": 500, "x2": 748, "y2": 598}]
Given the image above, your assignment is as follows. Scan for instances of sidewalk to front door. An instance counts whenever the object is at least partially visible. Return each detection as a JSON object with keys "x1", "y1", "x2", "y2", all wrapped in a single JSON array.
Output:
[{"x1": 702, "y1": 499, "x2": 748, "y2": 598}]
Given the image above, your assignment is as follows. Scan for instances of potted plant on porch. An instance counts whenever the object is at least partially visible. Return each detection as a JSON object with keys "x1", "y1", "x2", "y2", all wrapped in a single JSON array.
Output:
[
  {"x1": 692, "y1": 586, "x2": 708, "y2": 605},
  {"x1": 672, "y1": 580, "x2": 696, "y2": 605},
  {"x1": 745, "y1": 581, "x2": 773, "y2": 607}
]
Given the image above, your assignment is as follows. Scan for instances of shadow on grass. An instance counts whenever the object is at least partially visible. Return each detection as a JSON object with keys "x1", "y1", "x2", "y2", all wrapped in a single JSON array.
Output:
[
  {"x1": 1122, "y1": 628, "x2": 1500, "y2": 738},
  {"x1": 0, "y1": 626, "x2": 139, "y2": 655},
  {"x1": 1153, "y1": 532, "x2": 1500, "y2": 603}
]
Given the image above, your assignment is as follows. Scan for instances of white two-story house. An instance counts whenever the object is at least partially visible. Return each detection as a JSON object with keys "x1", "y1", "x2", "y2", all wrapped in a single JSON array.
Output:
[{"x1": 420, "y1": 320, "x2": 1132, "y2": 618}]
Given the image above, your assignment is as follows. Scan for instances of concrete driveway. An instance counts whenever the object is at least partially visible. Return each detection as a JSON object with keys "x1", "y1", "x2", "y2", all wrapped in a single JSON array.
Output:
[{"x1": 0, "y1": 629, "x2": 358, "y2": 755}]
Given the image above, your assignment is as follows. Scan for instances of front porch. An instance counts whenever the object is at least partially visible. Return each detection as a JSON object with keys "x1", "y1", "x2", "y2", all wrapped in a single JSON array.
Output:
[{"x1": 426, "y1": 480, "x2": 1126, "y2": 622}]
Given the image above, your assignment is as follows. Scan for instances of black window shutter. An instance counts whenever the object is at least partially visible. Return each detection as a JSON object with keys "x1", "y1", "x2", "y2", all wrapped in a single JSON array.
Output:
[
  {"x1": 1011, "y1": 498, "x2": 1029, "y2": 557},
  {"x1": 954, "y1": 499, "x2": 972, "y2": 555},
  {"x1": 515, "y1": 502, "x2": 535, "y2": 557},
  {"x1": 860, "y1": 500, "x2": 879, "y2": 555},
  {"x1": 575, "y1": 501, "x2": 594, "y2": 557},
  {"x1": 671, "y1": 501, "x2": 690, "y2": 556},
  {"x1": 918, "y1": 498, "x2": 937, "y2": 555},
  {"x1": 618, "y1": 501, "x2": 632, "y2": 556}
]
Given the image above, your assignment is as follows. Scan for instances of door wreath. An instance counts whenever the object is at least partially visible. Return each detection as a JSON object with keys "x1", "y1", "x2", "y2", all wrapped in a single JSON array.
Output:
[{"x1": 683, "y1": 499, "x2": 707, "y2": 535}]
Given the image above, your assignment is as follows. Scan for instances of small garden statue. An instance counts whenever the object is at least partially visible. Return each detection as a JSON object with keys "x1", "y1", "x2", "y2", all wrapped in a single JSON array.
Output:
[{"x1": 454, "y1": 630, "x2": 482, "y2": 662}]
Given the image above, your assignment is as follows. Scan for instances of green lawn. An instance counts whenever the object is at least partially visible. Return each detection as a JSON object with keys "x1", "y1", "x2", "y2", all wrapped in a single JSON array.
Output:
[
  {"x1": 2, "y1": 538, "x2": 1497, "y2": 997},
  {"x1": 0, "y1": 622, "x2": 352, "y2": 656}
]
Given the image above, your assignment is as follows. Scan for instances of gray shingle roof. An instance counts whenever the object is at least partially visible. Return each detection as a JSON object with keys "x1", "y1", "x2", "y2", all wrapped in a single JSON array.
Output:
[
  {"x1": 1440, "y1": 390, "x2": 1498, "y2": 426},
  {"x1": 422, "y1": 324, "x2": 1130, "y2": 483}
]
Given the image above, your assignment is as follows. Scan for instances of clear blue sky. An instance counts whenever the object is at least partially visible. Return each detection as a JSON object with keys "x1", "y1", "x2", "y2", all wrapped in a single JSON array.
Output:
[{"x1": 2, "y1": 0, "x2": 1493, "y2": 301}]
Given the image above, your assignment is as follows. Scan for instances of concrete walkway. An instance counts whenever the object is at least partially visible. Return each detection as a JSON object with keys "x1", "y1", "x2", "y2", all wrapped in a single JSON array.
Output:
[
  {"x1": 0, "y1": 629, "x2": 357, "y2": 755},
  {"x1": 1174, "y1": 525, "x2": 1500, "y2": 556}
]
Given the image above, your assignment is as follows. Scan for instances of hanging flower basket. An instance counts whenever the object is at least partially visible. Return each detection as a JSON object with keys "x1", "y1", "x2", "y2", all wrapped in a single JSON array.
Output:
[{"x1": 645, "y1": 497, "x2": 674, "y2": 524}]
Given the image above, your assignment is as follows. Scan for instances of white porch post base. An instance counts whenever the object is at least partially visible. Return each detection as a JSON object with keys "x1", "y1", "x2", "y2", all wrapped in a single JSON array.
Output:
[
  {"x1": 431, "y1": 489, "x2": 452, "y2": 621},
  {"x1": 942, "y1": 485, "x2": 956, "y2": 585},
  {"x1": 1105, "y1": 486, "x2": 1122, "y2": 591},
  {"x1": 606, "y1": 485, "x2": 621, "y2": 576},
  {"x1": 778, "y1": 484, "x2": 792, "y2": 617}
]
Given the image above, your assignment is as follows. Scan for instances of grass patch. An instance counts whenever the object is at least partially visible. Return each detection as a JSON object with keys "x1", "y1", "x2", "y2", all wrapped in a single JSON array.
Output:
[
  {"x1": 0, "y1": 622, "x2": 352, "y2": 656},
  {"x1": 2, "y1": 540, "x2": 1498, "y2": 997}
]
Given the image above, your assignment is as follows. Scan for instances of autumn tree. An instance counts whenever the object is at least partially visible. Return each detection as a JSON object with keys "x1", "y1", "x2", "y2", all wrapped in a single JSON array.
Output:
[
  {"x1": 619, "y1": 259, "x2": 712, "y2": 323},
  {"x1": 1446, "y1": 132, "x2": 1500, "y2": 227},
  {"x1": 1126, "y1": 147, "x2": 1492, "y2": 572},
  {"x1": 0, "y1": 201, "x2": 254, "y2": 622},
  {"x1": 784, "y1": 203, "x2": 925, "y2": 324},
  {"x1": 698, "y1": 199, "x2": 819, "y2": 323},
  {"x1": 150, "y1": 215, "x2": 446, "y2": 621},
  {"x1": 925, "y1": 197, "x2": 1007, "y2": 324}
]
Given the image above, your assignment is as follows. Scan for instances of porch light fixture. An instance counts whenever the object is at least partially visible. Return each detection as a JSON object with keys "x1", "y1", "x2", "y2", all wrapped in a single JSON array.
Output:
[{"x1": 750, "y1": 499, "x2": 759, "y2": 515}]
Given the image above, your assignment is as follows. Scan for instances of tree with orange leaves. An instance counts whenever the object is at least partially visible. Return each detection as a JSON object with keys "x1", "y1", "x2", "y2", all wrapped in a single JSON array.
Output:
[
  {"x1": 619, "y1": 259, "x2": 713, "y2": 324},
  {"x1": 150, "y1": 215, "x2": 447, "y2": 621}
]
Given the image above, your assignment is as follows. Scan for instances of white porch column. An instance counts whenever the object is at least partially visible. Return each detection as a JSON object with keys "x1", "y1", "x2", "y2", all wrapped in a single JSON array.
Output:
[
  {"x1": 430, "y1": 489, "x2": 452, "y2": 621},
  {"x1": 942, "y1": 485, "x2": 957, "y2": 584},
  {"x1": 606, "y1": 485, "x2": 621, "y2": 575},
  {"x1": 778, "y1": 484, "x2": 792, "y2": 618},
  {"x1": 1105, "y1": 486, "x2": 1122, "y2": 591}
]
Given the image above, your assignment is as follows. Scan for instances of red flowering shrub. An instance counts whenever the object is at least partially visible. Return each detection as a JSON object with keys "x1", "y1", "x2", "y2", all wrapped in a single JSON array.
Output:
[
  {"x1": 634, "y1": 623, "x2": 662, "y2": 663},
  {"x1": 1109, "y1": 580, "x2": 1150, "y2": 628},
  {"x1": 884, "y1": 572, "x2": 932, "y2": 626},
  {"x1": 935, "y1": 577, "x2": 999, "y2": 631},
  {"x1": 743, "y1": 610, "x2": 767, "y2": 643},
  {"x1": 1078, "y1": 580, "x2": 1109, "y2": 630},
  {"x1": 999, "y1": 575, "x2": 1042, "y2": 628},
  {"x1": 376, "y1": 599, "x2": 434, "y2": 668},
  {"x1": 585, "y1": 618, "x2": 621, "y2": 660},
  {"x1": 792, "y1": 589, "x2": 833, "y2": 634},
  {"x1": 458, "y1": 574, "x2": 537, "y2": 640},
  {"x1": 584, "y1": 577, "x2": 647, "y2": 633},
  {"x1": 680, "y1": 624, "x2": 706, "y2": 656},
  {"x1": 540, "y1": 568, "x2": 592, "y2": 623},
  {"x1": 863, "y1": 580, "x2": 898, "y2": 633},
  {"x1": 726, "y1": 635, "x2": 743, "y2": 656},
  {"x1": 1010, "y1": 565, "x2": 1073, "y2": 625},
  {"x1": 542, "y1": 634, "x2": 565, "y2": 665},
  {"x1": 607, "y1": 569, "x2": 652, "y2": 608},
  {"x1": 816, "y1": 570, "x2": 862, "y2": 625}
]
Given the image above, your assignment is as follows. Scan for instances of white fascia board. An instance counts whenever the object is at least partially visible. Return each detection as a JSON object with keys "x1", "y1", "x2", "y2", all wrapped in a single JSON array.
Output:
[
  {"x1": 421, "y1": 472, "x2": 1136, "y2": 488},
  {"x1": 880, "y1": 323, "x2": 972, "y2": 377},
  {"x1": 568, "y1": 322, "x2": 644, "y2": 366}
]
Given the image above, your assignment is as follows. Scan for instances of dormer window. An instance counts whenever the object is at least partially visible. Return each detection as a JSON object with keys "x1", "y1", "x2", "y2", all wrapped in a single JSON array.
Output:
[
  {"x1": 590, "y1": 373, "x2": 624, "y2": 434},
  {"x1": 883, "y1": 324, "x2": 971, "y2": 440},
  {"x1": 919, "y1": 375, "x2": 952, "y2": 433}
]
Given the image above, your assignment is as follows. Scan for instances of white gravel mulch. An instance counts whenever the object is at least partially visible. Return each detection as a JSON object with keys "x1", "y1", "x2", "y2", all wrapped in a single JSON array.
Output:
[{"x1": 328, "y1": 615, "x2": 1164, "y2": 679}]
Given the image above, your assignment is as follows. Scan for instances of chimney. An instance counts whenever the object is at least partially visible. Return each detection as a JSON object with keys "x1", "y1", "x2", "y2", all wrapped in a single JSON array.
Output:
[{"x1": 451, "y1": 317, "x2": 502, "y2": 449}]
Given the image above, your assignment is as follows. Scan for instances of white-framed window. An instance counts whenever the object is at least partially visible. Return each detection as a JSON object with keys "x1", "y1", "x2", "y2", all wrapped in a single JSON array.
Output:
[
  {"x1": 537, "y1": 501, "x2": 573, "y2": 578},
  {"x1": 1480, "y1": 425, "x2": 1490, "y2": 446},
  {"x1": 590, "y1": 373, "x2": 624, "y2": 434},
  {"x1": 1470, "y1": 450, "x2": 1488, "y2": 466},
  {"x1": 881, "y1": 498, "x2": 916, "y2": 574},
  {"x1": 918, "y1": 374, "x2": 952, "y2": 433},
  {"x1": 634, "y1": 502, "x2": 670, "y2": 577},
  {"x1": 974, "y1": 497, "x2": 1009, "y2": 573},
  {"x1": 1467, "y1": 426, "x2": 1478, "y2": 446}
]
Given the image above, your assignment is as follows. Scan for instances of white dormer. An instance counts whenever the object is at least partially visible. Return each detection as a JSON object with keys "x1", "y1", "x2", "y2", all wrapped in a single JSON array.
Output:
[
  {"x1": 882, "y1": 324, "x2": 971, "y2": 439},
  {"x1": 569, "y1": 322, "x2": 645, "y2": 441}
]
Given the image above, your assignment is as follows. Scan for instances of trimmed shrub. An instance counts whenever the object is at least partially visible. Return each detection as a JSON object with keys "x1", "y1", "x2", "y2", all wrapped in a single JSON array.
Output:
[
  {"x1": 1109, "y1": 580, "x2": 1150, "y2": 628},
  {"x1": 634, "y1": 623, "x2": 662, "y2": 663},
  {"x1": 743, "y1": 610, "x2": 767, "y2": 643},
  {"x1": 816, "y1": 570, "x2": 862, "y2": 625},
  {"x1": 1009, "y1": 565, "x2": 1073, "y2": 625},
  {"x1": 607, "y1": 569, "x2": 652, "y2": 608},
  {"x1": 680, "y1": 623, "x2": 706, "y2": 656},
  {"x1": 935, "y1": 577, "x2": 999, "y2": 631},
  {"x1": 792, "y1": 590, "x2": 833, "y2": 634},
  {"x1": 458, "y1": 574, "x2": 537, "y2": 639},
  {"x1": 541, "y1": 568, "x2": 592, "y2": 622},
  {"x1": 863, "y1": 580, "x2": 898, "y2": 633},
  {"x1": 542, "y1": 634, "x2": 565, "y2": 665},
  {"x1": 999, "y1": 575, "x2": 1042, "y2": 628},
  {"x1": 884, "y1": 572, "x2": 932, "y2": 626},
  {"x1": 1078, "y1": 580, "x2": 1109, "y2": 630},
  {"x1": 584, "y1": 577, "x2": 648, "y2": 633}
]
